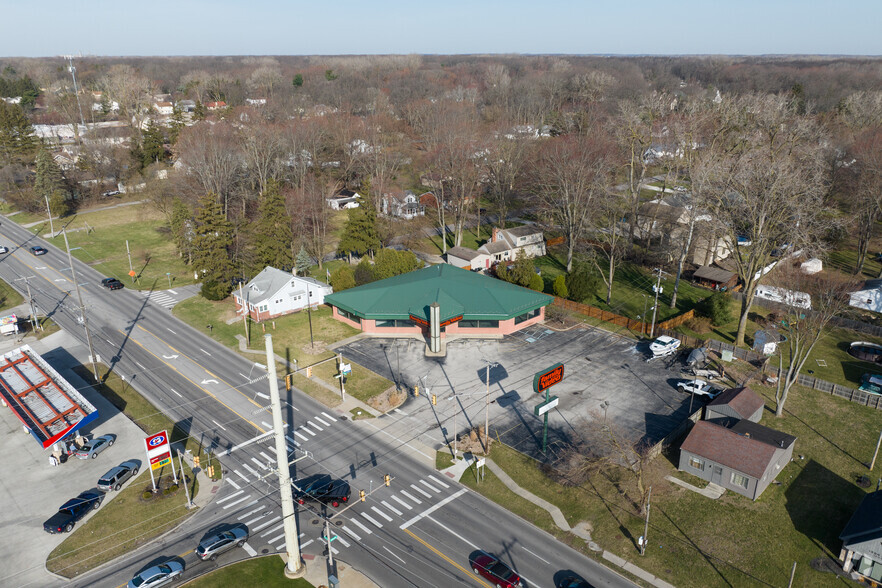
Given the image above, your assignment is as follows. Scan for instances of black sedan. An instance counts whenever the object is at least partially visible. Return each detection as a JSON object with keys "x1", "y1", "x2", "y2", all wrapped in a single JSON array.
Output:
[
  {"x1": 292, "y1": 474, "x2": 351, "y2": 507},
  {"x1": 30, "y1": 246, "x2": 48, "y2": 256}
]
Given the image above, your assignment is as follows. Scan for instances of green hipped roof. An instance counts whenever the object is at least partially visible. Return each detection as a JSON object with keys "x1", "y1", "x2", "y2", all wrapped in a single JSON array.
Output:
[{"x1": 325, "y1": 264, "x2": 553, "y2": 322}]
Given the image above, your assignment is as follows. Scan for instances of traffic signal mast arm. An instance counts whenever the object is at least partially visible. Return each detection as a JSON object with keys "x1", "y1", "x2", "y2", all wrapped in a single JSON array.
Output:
[{"x1": 328, "y1": 474, "x2": 395, "y2": 520}]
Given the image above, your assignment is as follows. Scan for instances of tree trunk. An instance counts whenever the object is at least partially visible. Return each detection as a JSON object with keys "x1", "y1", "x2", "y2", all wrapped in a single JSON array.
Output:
[
  {"x1": 736, "y1": 294, "x2": 751, "y2": 347},
  {"x1": 606, "y1": 254, "x2": 614, "y2": 304},
  {"x1": 566, "y1": 236, "x2": 574, "y2": 273},
  {"x1": 670, "y1": 217, "x2": 696, "y2": 308}
]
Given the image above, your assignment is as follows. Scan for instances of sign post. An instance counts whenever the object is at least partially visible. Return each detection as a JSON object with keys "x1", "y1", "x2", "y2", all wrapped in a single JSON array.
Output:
[
  {"x1": 144, "y1": 430, "x2": 175, "y2": 491},
  {"x1": 533, "y1": 363, "x2": 564, "y2": 454}
]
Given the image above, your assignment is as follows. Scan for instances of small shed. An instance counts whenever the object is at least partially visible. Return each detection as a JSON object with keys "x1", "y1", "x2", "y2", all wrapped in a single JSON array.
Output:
[
  {"x1": 705, "y1": 387, "x2": 765, "y2": 423},
  {"x1": 692, "y1": 265, "x2": 738, "y2": 291},
  {"x1": 850, "y1": 280, "x2": 882, "y2": 314},
  {"x1": 753, "y1": 329, "x2": 784, "y2": 356}
]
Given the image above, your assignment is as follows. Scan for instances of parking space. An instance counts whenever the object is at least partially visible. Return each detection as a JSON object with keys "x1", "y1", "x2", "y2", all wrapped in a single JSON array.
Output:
[
  {"x1": 336, "y1": 327, "x2": 700, "y2": 461},
  {"x1": 0, "y1": 331, "x2": 149, "y2": 588}
]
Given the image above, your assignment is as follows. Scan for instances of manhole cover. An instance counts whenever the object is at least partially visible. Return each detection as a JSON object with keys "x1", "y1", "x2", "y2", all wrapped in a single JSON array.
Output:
[
  {"x1": 335, "y1": 520, "x2": 343, "y2": 527},
  {"x1": 311, "y1": 519, "x2": 321, "y2": 525},
  {"x1": 261, "y1": 548, "x2": 270, "y2": 554}
]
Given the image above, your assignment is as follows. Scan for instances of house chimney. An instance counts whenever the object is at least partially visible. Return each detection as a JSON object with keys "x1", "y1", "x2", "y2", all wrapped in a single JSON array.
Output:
[{"x1": 492, "y1": 227, "x2": 499, "y2": 243}]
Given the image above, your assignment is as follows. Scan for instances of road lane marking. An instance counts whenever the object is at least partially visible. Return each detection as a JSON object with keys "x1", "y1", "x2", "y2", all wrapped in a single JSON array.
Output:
[
  {"x1": 241, "y1": 463, "x2": 260, "y2": 479},
  {"x1": 223, "y1": 431, "x2": 274, "y2": 456},
  {"x1": 285, "y1": 435, "x2": 301, "y2": 448},
  {"x1": 307, "y1": 421, "x2": 323, "y2": 432},
  {"x1": 420, "y1": 479, "x2": 441, "y2": 493},
  {"x1": 261, "y1": 421, "x2": 273, "y2": 429},
  {"x1": 215, "y1": 490, "x2": 244, "y2": 504},
  {"x1": 381, "y1": 500, "x2": 403, "y2": 516},
  {"x1": 520, "y1": 545, "x2": 550, "y2": 564},
  {"x1": 256, "y1": 392, "x2": 269, "y2": 399},
  {"x1": 314, "y1": 416, "x2": 330, "y2": 427},
  {"x1": 426, "y1": 515, "x2": 478, "y2": 549},
  {"x1": 400, "y1": 490, "x2": 422, "y2": 505},
  {"x1": 410, "y1": 484, "x2": 432, "y2": 498},
  {"x1": 321, "y1": 412, "x2": 337, "y2": 422},
  {"x1": 211, "y1": 419, "x2": 227, "y2": 431},
  {"x1": 200, "y1": 348, "x2": 211, "y2": 356},
  {"x1": 234, "y1": 470, "x2": 249, "y2": 483},
  {"x1": 251, "y1": 457, "x2": 269, "y2": 470},
  {"x1": 400, "y1": 488, "x2": 467, "y2": 530},
  {"x1": 171, "y1": 388, "x2": 182, "y2": 398},
  {"x1": 238, "y1": 507, "x2": 262, "y2": 521},
  {"x1": 135, "y1": 361, "x2": 146, "y2": 369},
  {"x1": 391, "y1": 495, "x2": 412, "y2": 510},
  {"x1": 294, "y1": 431, "x2": 309, "y2": 441},
  {"x1": 167, "y1": 328, "x2": 176, "y2": 335},
  {"x1": 349, "y1": 517, "x2": 373, "y2": 535},
  {"x1": 259, "y1": 451, "x2": 274, "y2": 462},
  {"x1": 402, "y1": 528, "x2": 491, "y2": 588},
  {"x1": 242, "y1": 542, "x2": 257, "y2": 557},
  {"x1": 261, "y1": 522, "x2": 285, "y2": 537},
  {"x1": 244, "y1": 515, "x2": 266, "y2": 526},
  {"x1": 222, "y1": 495, "x2": 252, "y2": 510},
  {"x1": 253, "y1": 515, "x2": 281, "y2": 532},
  {"x1": 239, "y1": 372, "x2": 249, "y2": 381},
  {"x1": 371, "y1": 506, "x2": 393, "y2": 522},
  {"x1": 299, "y1": 426, "x2": 316, "y2": 437},
  {"x1": 341, "y1": 526, "x2": 361, "y2": 541},
  {"x1": 361, "y1": 512, "x2": 384, "y2": 527},
  {"x1": 427, "y1": 475, "x2": 450, "y2": 489},
  {"x1": 383, "y1": 546, "x2": 406, "y2": 564},
  {"x1": 227, "y1": 479, "x2": 240, "y2": 490}
]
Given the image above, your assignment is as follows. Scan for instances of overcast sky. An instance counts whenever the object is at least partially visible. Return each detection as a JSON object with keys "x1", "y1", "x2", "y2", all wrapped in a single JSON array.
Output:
[{"x1": 3, "y1": 0, "x2": 880, "y2": 57}]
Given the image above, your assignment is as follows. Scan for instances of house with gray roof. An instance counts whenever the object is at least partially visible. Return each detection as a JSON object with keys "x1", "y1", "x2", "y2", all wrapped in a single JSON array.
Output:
[
  {"x1": 232, "y1": 266, "x2": 332, "y2": 323},
  {"x1": 839, "y1": 490, "x2": 882, "y2": 581},
  {"x1": 850, "y1": 279, "x2": 882, "y2": 314},
  {"x1": 445, "y1": 226, "x2": 545, "y2": 271},
  {"x1": 705, "y1": 387, "x2": 765, "y2": 424}
]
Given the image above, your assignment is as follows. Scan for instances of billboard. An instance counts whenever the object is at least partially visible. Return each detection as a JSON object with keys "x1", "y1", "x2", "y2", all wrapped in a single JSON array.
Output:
[
  {"x1": 144, "y1": 430, "x2": 171, "y2": 471},
  {"x1": 533, "y1": 363, "x2": 564, "y2": 394}
]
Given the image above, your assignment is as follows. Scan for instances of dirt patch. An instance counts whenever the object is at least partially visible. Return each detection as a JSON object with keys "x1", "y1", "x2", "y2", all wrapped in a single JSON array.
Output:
[
  {"x1": 302, "y1": 341, "x2": 328, "y2": 355},
  {"x1": 367, "y1": 386, "x2": 406, "y2": 413}
]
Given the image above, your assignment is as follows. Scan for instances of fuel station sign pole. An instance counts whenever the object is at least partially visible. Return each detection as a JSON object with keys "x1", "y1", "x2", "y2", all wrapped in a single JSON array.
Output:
[
  {"x1": 144, "y1": 430, "x2": 174, "y2": 491},
  {"x1": 533, "y1": 363, "x2": 564, "y2": 454}
]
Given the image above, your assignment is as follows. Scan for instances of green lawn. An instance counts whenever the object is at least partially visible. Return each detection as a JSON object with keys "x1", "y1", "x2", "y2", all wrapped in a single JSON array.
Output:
[
  {"x1": 0, "y1": 278, "x2": 24, "y2": 312},
  {"x1": 185, "y1": 556, "x2": 315, "y2": 588},
  {"x1": 460, "y1": 381, "x2": 880, "y2": 588}
]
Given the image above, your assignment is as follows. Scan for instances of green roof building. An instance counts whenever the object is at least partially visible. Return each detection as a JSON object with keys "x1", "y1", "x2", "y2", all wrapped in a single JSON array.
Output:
[{"x1": 325, "y1": 264, "x2": 553, "y2": 338}]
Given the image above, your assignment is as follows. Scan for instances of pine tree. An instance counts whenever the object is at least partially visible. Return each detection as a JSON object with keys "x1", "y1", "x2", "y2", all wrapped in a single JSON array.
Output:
[
  {"x1": 168, "y1": 106, "x2": 185, "y2": 144},
  {"x1": 193, "y1": 100, "x2": 206, "y2": 121},
  {"x1": 192, "y1": 193, "x2": 234, "y2": 299},
  {"x1": 253, "y1": 180, "x2": 294, "y2": 271},
  {"x1": 141, "y1": 121, "x2": 167, "y2": 166},
  {"x1": 295, "y1": 246, "x2": 312, "y2": 276},
  {"x1": 169, "y1": 197, "x2": 193, "y2": 264},
  {"x1": 0, "y1": 101, "x2": 37, "y2": 164},
  {"x1": 34, "y1": 149, "x2": 66, "y2": 208},
  {"x1": 330, "y1": 266, "x2": 355, "y2": 291},
  {"x1": 337, "y1": 195, "x2": 381, "y2": 261}
]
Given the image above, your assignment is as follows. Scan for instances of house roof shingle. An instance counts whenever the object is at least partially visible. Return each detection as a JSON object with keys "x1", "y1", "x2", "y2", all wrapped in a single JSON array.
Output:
[
  {"x1": 693, "y1": 265, "x2": 737, "y2": 283},
  {"x1": 729, "y1": 419, "x2": 796, "y2": 449},
  {"x1": 680, "y1": 420, "x2": 783, "y2": 479},
  {"x1": 707, "y1": 387, "x2": 765, "y2": 420},
  {"x1": 840, "y1": 490, "x2": 882, "y2": 544},
  {"x1": 446, "y1": 247, "x2": 482, "y2": 262}
]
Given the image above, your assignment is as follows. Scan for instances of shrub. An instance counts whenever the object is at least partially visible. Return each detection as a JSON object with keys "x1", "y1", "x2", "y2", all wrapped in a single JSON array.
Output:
[
  {"x1": 553, "y1": 275, "x2": 568, "y2": 299},
  {"x1": 565, "y1": 265, "x2": 598, "y2": 303},
  {"x1": 685, "y1": 316, "x2": 713, "y2": 334},
  {"x1": 529, "y1": 273, "x2": 544, "y2": 291},
  {"x1": 330, "y1": 266, "x2": 355, "y2": 291},
  {"x1": 697, "y1": 292, "x2": 732, "y2": 326},
  {"x1": 354, "y1": 258, "x2": 375, "y2": 286},
  {"x1": 142, "y1": 490, "x2": 154, "y2": 500},
  {"x1": 201, "y1": 279, "x2": 231, "y2": 301},
  {"x1": 162, "y1": 487, "x2": 171, "y2": 495}
]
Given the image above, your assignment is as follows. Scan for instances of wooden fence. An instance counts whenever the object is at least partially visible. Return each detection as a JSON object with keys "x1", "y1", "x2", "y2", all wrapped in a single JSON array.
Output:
[
  {"x1": 546, "y1": 236, "x2": 566, "y2": 247},
  {"x1": 552, "y1": 297, "x2": 694, "y2": 335}
]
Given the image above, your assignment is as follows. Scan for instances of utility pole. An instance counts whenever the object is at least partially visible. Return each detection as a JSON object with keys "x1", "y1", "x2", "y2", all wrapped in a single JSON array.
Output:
[
  {"x1": 15, "y1": 277, "x2": 39, "y2": 332},
  {"x1": 44, "y1": 194, "x2": 55, "y2": 237},
  {"x1": 62, "y1": 229, "x2": 99, "y2": 381},
  {"x1": 65, "y1": 56, "x2": 87, "y2": 131},
  {"x1": 870, "y1": 430, "x2": 882, "y2": 470},
  {"x1": 650, "y1": 268, "x2": 667, "y2": 338},
  {"x1": 482, "y1": 360, "x2": 498, "y2": 454},
  {"x1": 264, "y1": 334, "x2": 305, "y2": 578},
  {"x1": 640, "y1": 485, "x2": 652, "y2": 556},
  {"x1": 126, "y1": 240, "x2": 135, "y2": 283},
  {"x1": 239, "y1": 282, "x2": 250, "y2": 346}
]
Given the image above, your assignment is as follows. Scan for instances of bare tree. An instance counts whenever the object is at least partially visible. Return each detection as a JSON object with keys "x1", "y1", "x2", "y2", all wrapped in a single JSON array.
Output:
[
  {"x1": 247, "y1": 65, "x2": 284, "y2": 100},
  {"x1": 180, "y1": 70, "x2": 211, "y2": 103},
  {"x1": 483, "y1": 129, "x2": 532, "y2": 230},
  {"x1": 586, "y1": 189, "x2": 629, "y2": 305},
  {"x1": 241, "y1": 121, "x2": 285, "y2": 195},
  {"x1": 100, "y1": 64, "x2": 154, "y2": 132},
  {"x1": 176, "y1": 122, "x2": 242, "y2": 218},
  {"x1": 290, "y1": 175, "x2": 335, "y2": 269},
  {"x1": 840, "y1": 127, "x2": 882, "y2": 276}
]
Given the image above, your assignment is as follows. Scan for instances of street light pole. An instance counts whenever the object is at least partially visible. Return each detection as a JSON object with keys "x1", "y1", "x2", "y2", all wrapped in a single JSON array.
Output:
[
  {"x1": 62, "y1": 229, "x2": 99, "y2": 381},
  {"x1": 43, "y1": 194, "x2": 55, "y2": 237}
]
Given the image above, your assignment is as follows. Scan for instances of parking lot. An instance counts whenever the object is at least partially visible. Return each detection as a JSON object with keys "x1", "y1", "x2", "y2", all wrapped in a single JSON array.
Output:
[
  {"x1": 0, "y1": 332, "x2": 149, "y2": 588},
  {"x1": 336, "y1": 326, "x2": 704, "y2": 461}
]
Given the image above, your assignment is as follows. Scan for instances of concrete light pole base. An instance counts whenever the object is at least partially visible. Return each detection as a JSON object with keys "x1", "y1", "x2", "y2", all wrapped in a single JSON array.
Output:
[{"x1": 280, "y1": 554, "x2": 307, "y2": 579}]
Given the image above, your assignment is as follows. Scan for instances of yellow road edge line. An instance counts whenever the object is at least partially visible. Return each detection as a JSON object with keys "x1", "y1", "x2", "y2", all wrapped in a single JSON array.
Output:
[{"x1": 403, "y1": 528, "x2": 492, "y2": 588}]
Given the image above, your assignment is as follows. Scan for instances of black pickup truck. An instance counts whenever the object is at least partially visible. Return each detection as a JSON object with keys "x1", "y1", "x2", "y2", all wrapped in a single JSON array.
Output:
[{"x1": 43, "y1": 490, "x2": 104, "y2": 533}]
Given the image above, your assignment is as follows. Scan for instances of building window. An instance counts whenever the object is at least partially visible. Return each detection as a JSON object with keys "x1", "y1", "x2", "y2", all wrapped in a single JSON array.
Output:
[
  {"x1": 688, "y1": 457, "x2": 704, "y2": 471},
  {"x1": 375, "y1": 319, "x2": 410, "y2": 328},
  {"x1": 731, "y1": 472, "x2": 749, "y2": 489},
  {"x1": 514, "y1": 308, "x2": 541, "y2": 325},
  {"x1": 259, "y1": 305, "x2": 268, "y2": 312},
  {"x1": 337, "y1": 308, "x2": 361, "y2": 324},
  {"x1": 459, "y1": 319, "x2": 500, "y2": 328}
]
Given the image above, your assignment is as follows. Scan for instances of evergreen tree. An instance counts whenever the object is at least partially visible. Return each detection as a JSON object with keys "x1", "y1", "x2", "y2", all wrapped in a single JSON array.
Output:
[
  {"x1": 295, "y1": 246, "x2": 312, "y2": 276},
  {"x1": 141, "y1": 121, "x2": 167, "y2": 166},
  {"x1": 253, "y1": 180, "x2": 294, "y2": 271},
  {"x1": 529, "y1": 272, "x2": 544, "y2": 291},
  {"x1": 193, "y1": 100, "x2": 206, "y2": 121},
  {"x1": 565, "y1": 262, "x2": 599, "y2": 303},
  {"x1": 292, "y1": 74, "x2": 304, "y2": 88},
  {"x1": 168, "y1": 106, "x2": 185, "y2": 144},
  {"x1": 330, "y1": 266, "x2": 355, "y2": 291},
  {"x1": 553, "y1": 275, "x2": 568, "y2": 299},
  {"x1": 0, "y1": 100, "x2": 37, "y2": 164},
  {"x1": 192, "y1": 193, "x2": 234, "y2": 299},
  {"x1": 337, "y1": 196, "x2": 381, "y2": 261},
  {"x1": 372, "y1": 248, "x2": 422, "y2": 280},
  {"x1": 34, "y1": 149, "x2": 66, "y2": 208},
  {"x1": 354, "y1": 258, "x2": 375, "y2": 285},
  {"x1": 169, "y1": 197, "x2": 193, "y2": 264}
]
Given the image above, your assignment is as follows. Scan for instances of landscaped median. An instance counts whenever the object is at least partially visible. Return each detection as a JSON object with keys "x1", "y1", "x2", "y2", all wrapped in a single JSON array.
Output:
[{"x1": 447, "y1": 377, "x2": 882, "y2": 588}]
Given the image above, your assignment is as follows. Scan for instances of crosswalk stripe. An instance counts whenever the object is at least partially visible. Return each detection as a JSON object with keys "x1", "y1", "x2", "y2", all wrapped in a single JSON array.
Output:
[
  {"x1": 349, "y1": 517, "x2": 373, "y2": 535},
  {"x1": 234, "y1": 469, "x2": 249, "y2": 482},
  {"x1": 285, "y1": 435, "x2": 301, "y2": 447},
  {"x1": 308, "y1": 421, "x2": 323, "y2": 432},
  {"x1": 332, "y1": 534, "x2": 350, "y2": 548},
  {"x1": 251, "y1": 457, "x2": 269, "y2": 470},
  {"x1": 341, "y1": 525, "x2": 361, "y2": 542},
  {"x1": 244, "y1": 515, "x2": 265, "y2": 526},
  {"x1": 314, "y1": 416, "x2": 330, "y2": 427},
  {"x1": 321, "y1": 412, "x2": 337, "y2": 422},
  {"x1": 216, "y1": 490, "x2": 244, "y2": 504},
  {"x1": 242, "y1": 463, "x2": 260, "y2": 479},
  {"x1": 381, "y1": 500, "x2": 403, "y2": 516},
  {"x1": 227, "y1": 478, "x2": 240, "y2": 490},
  {"x1": 267, "y1": 533, "x2": 284, "y2": 544},
  {"x1": 237, "y1": 506, "x2": 262, "y2": 520},
  {"x1": 361, "y1": 512, "x2": 384, "y2": 528},
  {"x1": 420, "y1": 479, "x2": 441, "y2": 493},
  {"x1": 400, "y1": 490, "x2": 422, "y2": 505},
  {"x1": 299, "y1": 426, "x2": 316, "y2": 437},
  {"x1": 253, "y1": 515, "x2": 281, "y2": 532},
  {"x1": 259, "y1": 451, "x2": 274, "y2": 462},
  {"x1": 371, "y1": 506, "x2": 393, "y2": 522},
  {"x1": 222, "y1": 495, "x2": 252, "y2": 510},
  {"x1": 294, "y1": 431, "x2": 309, "y2": 441},
  {"x1": 242, "y1": 542, "x2": 257, "y2": 557},
  {"x1": 428, "y1": 475, "x2": 450, "y2": 489},
  {"x1": 331, "y1": 546, "x2": 340, "y2": 555},
  {"x1": 300, "y1": 539, "x2": 314, "y2": 549},
  {"x1": 411, "y1": 484, "x2": 432, "y2": 498},
  {"x1": 260, "y1": 522, "x2": 285, "y2": 537},
  {"x1": 391, "y1": 495, "x2": 412, "y2": 510},
  {"x1": 261, "y1": 421, "x2": 272, "y2": 429}
]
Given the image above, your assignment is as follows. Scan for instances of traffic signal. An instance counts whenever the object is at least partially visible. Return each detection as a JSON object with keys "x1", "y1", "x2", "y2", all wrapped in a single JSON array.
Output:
[
  {"x1": 193, "y1": 455, "x2": 200, "y2": 468},
  {"x1": 384, "y1": 474, "x2": 391, "y2": 487},
  {"x1": 359, "y1": 489, "x2": 366, "y2": 502},
  {"x1": 414, "y1": 385, "x2": 419, "y2": 397},
  {"x1": 431, "y1": 394, "x2": 437, "y2": 406},
  {"x1": 285, "y1": 374, "x2": 292, "y2": 391}
]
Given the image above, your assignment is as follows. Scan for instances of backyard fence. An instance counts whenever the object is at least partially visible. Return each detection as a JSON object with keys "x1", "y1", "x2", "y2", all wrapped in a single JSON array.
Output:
[
  {"x1": 545, "y1": 236, "x2": 566, "y2": 247},
  {"x1": 552, "y1": 297, "x2": 694, "y2": 335}
]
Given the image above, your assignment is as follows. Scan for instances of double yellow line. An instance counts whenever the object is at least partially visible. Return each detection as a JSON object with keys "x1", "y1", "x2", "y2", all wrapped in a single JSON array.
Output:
[{"x1": 403, "y1": 528, "x2": 492, "y2": 588}]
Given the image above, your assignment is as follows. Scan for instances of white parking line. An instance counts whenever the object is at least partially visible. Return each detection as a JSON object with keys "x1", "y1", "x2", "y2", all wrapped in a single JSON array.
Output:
[
  {"x1": 427, "y1": 475, "x2": 450, "y2": 489},
  {"x1": 307, "y1": 421, "x2": 323, "y2": 432},
  {"x1": 314, "y1": 416, "x2": 330, "y2": 427},
  {"x1": 360, "y1": 512, "x2": 384, "y2": 528},
  {"x1": 253, "y1": 516, "x2": 281, "y2": 532},
  {"x1": 242, "y1": 542, "x2": 257, "y2": 557},
  {"x1": 321, "y1": 412, "x2": 337, "y2": 422},
  {"x1": 371, "y1": 506, "x2": 393, "y2": 522},
  {"x1": 215, "y1": 490, "x2": 244, "y2": 504},
  {"x1": 241, "y1": 463, "x2": 260, "y2": 479},
  {"x1": 227, "y1": 479, "x2": 240, "y2": 490},
  {"x1": 341, "y1": 525, "x2": 361, "y2": 541},
  {"x1": 391, "y1": 495, "x2": 413, "y2": 510},
  {"x1": 261, "y1": 522, "x2": 285, "y2": 537},
  {"x1": 400, "y1": 489, "x2": 467, "y2": 529},
  {"x1": 294, "y1": 431, "x2": 309, "y2": 441},
  {"x1": 410, "y1": 484, "x2": 432, "y2": 498},
  {"x1": 299, "y1": 426, "x2": 316, "y2": 437},
  {"x1": 400, "y1": 490, "x2": 422, "y2": 505},
  {"x1": 234, "y1": 470, "x2": 249, "y2": 483},
  {"x1": 251, "y1": 457, "x2": 269, "y2": 470},
  {"x1": 381, "y1": 500, "x2": 403, "y2": 516},
  {"x1": 237, "y1": 506, "x2": 262, "y2": 520},
  {"x1": 222, "y1": 495, "x2": 252, "y2": 510},
  {"x1": 349, "y1": 517, "x2": 373, "y2": 535},
  {"x1": 420, "y1": 479, "x2": 441, "y2": 493}
]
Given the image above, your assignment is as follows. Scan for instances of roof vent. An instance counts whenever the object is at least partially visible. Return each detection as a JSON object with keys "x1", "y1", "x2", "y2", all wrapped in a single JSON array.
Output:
[{"x1": 744, "y1": 432, "x2": 750, "y2": 439}]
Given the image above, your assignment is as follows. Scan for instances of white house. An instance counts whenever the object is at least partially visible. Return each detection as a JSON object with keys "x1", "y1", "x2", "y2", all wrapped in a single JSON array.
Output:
[
  {"x1": 381, "y1": 191, "x2": 425, "y2": 219},
  {"x1": 232, "y1": 266, "x2": 333, "y2": 323},
  {"x1": 153, "y1": 101, "x2": 174, "y2": 115},
  {"x1": 326, "y1": 189, "x2": 361, "y2": 210},
  {"x1": 850, "y1": 280, "x2": 882, "y2": 314},
  {"x1": 246, "y1": 98, "x2": 267, "y2": 106},
  {"x1": 446, "y1": 225, "x2": 546, "y2": 270}
]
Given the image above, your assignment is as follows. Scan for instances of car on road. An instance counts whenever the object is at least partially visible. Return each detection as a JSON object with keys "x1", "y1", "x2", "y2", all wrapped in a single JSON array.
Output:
[
  {"x1": 195, "y1": 528, "x2": 249, "y2": 561},
  {"x1": 676, "y1": 379, "x2": 721, "y2": 399},
  {"x1": 471, "y1": 553, "x2": 523, "y2": 588},
  {"x1": 0, "y1": 246, "x2": 8, "y2": 254},
  {"x1": 73, "y1": 434, "x2": 115, "y2": 460},
  {"x1": 558, "y1": 576, "x2": 592, "y2": 588},
  {"x1": 292, "y1": 473, "x2": 351, "y2": 507},
  {"x1": 101, "y1": 278, "x2": 124, "y2": 290},
  {"x1": 43, "y1": 490, "x2": 104, "y2": 533},
  {"x1": 126, "y1": 560, "x2": 184, "y2": 588},
  {"x1": 30, "y1": 246, "x2": 48, "y2": 256},
  {"x1": 97, "y1": 460, "x2": 140, "y2": 491}
]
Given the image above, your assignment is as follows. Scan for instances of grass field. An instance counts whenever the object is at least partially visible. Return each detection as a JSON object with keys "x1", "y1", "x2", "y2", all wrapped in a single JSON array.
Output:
[
  {"x1": 457, "y1": 378, "x2": 880, "y2": 588},
  {"x1": 185, "y1": 556, "x2": 315, "y2": 588}
]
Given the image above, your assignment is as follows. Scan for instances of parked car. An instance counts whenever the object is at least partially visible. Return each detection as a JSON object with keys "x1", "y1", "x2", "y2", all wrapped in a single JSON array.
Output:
[
  {"x1": 126, "y1": 560, "x2": 184, "y2": 588},
  {"x1": 102, "y1": 278, "x2": 124, "y2": 290},
  {"x1": 43, "y1": 490, "x2": 104, "y2": 533},
  {"x1": 30, "y1": 246, "x2": 48, "y2": 256},
  {"x1": 292, "y1": 473, "x2": 351, "y2": 507},
  {"x1": 471, "y1": 553, "x2": 523, "y2": 588},
  {"x1": 0, "y1": 246, "x2": 8, "y2": 254},
  {"x1": 97, "y1": 460, "x2": 140, "y2": 491},
  {"x1": 649, "y1": 335, "x2": 681, "y2": 357},
  {"x1": 676, "y1": 379, "x2": 721, "y2": 399},
  {"x1": 195, "y1": 528, "x2": 249, "y2": 561},
  {"x1": 73, "y1": 434, "x2": 115, "y2": 460}
]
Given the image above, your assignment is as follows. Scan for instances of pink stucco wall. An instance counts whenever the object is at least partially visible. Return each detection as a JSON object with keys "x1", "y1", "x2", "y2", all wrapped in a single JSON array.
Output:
[{"x1": 331, "y1": 306, "x2": 546, "y2": 336}]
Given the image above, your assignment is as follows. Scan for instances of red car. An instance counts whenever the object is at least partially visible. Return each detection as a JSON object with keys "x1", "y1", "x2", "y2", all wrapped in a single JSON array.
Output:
[{"x1": 472, "y1": 553, "x2": 523, "y2": 588}]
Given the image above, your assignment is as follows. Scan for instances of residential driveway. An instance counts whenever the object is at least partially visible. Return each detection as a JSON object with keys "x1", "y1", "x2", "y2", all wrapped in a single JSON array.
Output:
[
  {"x1": 0, "y1": 331, "x2": 149, "y2": 588},
  {"x1": 335, "y1": 326, "x2": 699, "y2": 461}
]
